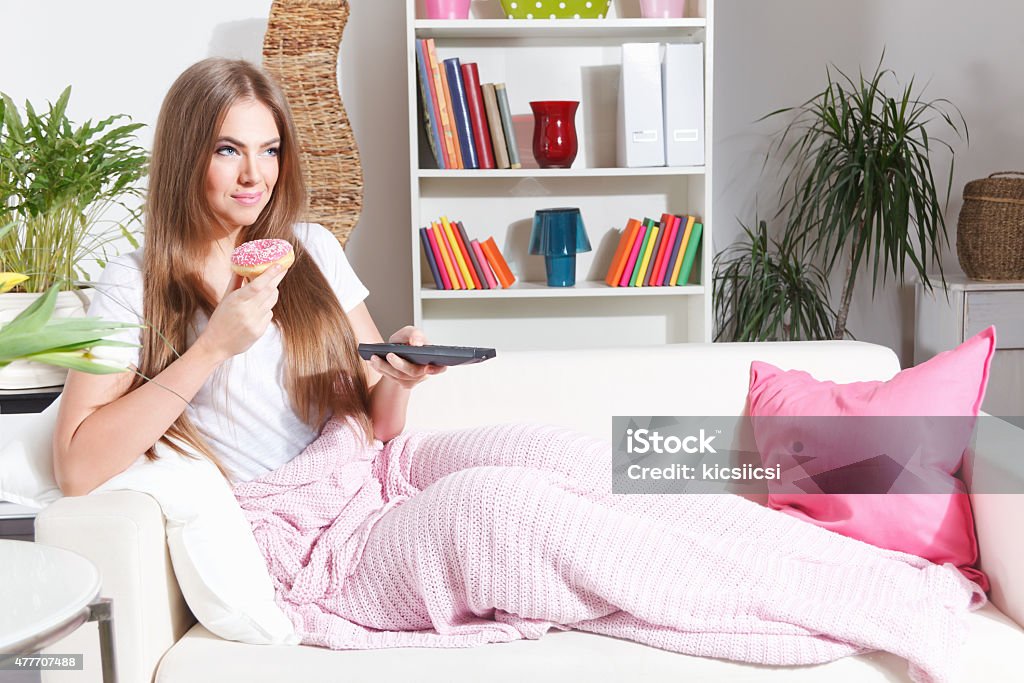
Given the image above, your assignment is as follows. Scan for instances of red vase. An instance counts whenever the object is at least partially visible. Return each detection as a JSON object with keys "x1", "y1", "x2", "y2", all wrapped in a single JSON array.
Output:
[{"x1": 530, "y1": 100, "x2": 579, "y2": 169}]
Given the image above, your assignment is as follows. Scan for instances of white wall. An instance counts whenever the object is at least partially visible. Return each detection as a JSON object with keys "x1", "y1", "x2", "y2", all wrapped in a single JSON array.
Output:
[{"x1": 4, "y1": 1, "x2": 1022, "y2": 358}]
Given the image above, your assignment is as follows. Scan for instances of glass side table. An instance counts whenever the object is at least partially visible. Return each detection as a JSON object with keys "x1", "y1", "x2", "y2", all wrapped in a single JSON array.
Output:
[{"x1": 0, "y1": 540, "x2": 117, "y2": 682}]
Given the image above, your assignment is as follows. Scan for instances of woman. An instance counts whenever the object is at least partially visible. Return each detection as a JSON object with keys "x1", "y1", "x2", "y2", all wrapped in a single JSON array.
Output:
[{"x1": 52, "y1": 58, "x2": 980, "y2": 683}]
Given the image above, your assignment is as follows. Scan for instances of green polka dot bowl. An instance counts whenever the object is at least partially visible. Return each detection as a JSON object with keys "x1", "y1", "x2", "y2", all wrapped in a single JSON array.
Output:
[{"x1": 499, "y1": 0, "x2": 612, "y2": 19}]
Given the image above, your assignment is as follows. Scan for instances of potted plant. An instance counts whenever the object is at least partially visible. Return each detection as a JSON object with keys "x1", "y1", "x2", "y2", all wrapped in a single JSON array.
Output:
[
  {"x1": 0, "y1": 279, "x2": 142, "y2": 376},
  {"x1": 0, "y1": 86, "x2": 148, "y2": 388},
  {"x1": 713, "y1": 218, "x2": 836, "y2": 342},
  {"x1": 761, "y1": 53, "x2": 967, "y2": 340}
]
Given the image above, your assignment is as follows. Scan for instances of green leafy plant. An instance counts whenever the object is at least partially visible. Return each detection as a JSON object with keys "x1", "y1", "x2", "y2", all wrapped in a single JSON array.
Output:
[
  {"x1": 714, "y1": 219, "x2": 836, "y2": 342},
  {"x1": 0, "y1": 282, "x2": 142, "y2": 374},
  {"x1": 0, "y1": 86, "x2": 148, "y2": 293},
  {"x1": 762, "y1": 52, "x2": 967, "y2": 339}
]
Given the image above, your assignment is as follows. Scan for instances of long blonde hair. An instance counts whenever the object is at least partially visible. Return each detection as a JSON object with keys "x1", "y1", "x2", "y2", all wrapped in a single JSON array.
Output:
[{"x1": 134, "y1": 57, "x2": 372, "y2": 475}]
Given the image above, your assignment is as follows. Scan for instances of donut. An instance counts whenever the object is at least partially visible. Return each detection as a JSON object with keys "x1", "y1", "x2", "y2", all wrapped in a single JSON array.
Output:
[{"x1": 230, "y1": 239, "x2": 295, "y2": 278}]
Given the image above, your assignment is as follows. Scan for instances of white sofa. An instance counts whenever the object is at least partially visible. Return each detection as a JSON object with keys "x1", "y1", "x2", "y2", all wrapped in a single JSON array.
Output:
[{"x1": 25, "y1": 341, "x2": 1024, "y2": 682}]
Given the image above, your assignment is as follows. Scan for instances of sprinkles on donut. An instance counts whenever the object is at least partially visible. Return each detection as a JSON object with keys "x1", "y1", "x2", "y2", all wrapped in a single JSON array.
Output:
[{"x1": 230, "y1": 238, "x2": 295, "y2": 278}]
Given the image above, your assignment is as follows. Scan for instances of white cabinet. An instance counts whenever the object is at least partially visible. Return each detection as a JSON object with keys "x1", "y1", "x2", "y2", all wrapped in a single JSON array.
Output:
[
  {"x1": 915, "y1": 275, "x2": 1024, "y2": 416},
  {"x1": 405, "y1": 0, "x2": 714, "y2": 350}
]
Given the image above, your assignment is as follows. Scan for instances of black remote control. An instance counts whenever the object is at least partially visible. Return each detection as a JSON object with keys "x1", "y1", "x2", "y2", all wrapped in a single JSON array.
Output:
[{"x1": 358, "y1": 343, "x2": 496, "y2": 366}]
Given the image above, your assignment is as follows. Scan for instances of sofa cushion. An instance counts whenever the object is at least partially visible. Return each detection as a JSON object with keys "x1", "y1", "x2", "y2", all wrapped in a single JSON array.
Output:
[
  {"x1": 156, "y1": 602, "x2": 1024, "y2": 683},
  {"x1": 747, "y1": 328, "x2": 995, "y2": 590}
]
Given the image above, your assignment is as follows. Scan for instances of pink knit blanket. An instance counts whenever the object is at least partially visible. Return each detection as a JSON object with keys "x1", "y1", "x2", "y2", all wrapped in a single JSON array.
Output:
[{"x1": 232, "y1": 418, "x2": 985, "y2": 683}]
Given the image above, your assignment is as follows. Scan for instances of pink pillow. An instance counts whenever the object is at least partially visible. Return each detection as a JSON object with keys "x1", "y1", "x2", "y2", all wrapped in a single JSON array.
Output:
[{"x1": 747, "y1": 327, "x2": 995, "y2": 590}]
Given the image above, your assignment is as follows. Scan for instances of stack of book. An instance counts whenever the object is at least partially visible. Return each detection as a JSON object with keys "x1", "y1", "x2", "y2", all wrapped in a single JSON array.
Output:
[
  {"x1": 604, "y1": 214, "x2": 703, "y2": 287},
  {"x1": 420, "y1": 217, "x2": 516, "y2": 290},
  {"x1": 415, "y1": 38, "x2": 522, "y2": 170}
]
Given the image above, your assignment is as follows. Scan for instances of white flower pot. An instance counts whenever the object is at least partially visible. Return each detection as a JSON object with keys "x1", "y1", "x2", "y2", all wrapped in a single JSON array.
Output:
[{"x1": 0, "y1": 288, "x2": 95, "y2": 390}]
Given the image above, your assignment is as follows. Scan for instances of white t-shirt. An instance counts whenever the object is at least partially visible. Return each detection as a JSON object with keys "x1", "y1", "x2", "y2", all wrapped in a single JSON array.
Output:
[{"x1": 85, "y1": 222, "x2": 369, "y2": 483}]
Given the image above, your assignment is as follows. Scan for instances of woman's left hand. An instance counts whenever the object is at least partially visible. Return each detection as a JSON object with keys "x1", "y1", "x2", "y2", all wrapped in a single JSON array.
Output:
[{"x1": 369, "y1": 325, "x2": 447, "y2": 390}]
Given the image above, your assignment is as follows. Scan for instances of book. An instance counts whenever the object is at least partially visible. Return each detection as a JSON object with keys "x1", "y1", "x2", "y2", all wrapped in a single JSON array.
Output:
[
  {"x1": 644, "y1": 217, "x2": 668, "y2": 286},
  {"x1": 629, "y1": 220, "x2": 655, "y2": 287},
  {"x1": 425, "y1": 224, "x2": 451, "y2": 289},
  {"x1": 663, "y1": 42, "x2": 705, "y2": 167},
  {"x1": 443, "y1": 58, "x2": 479, "y2": 170},
  {"x1": 635, "y1": 221, "x2": 660, "y2": 286},
  {"x1": 441, "y1": 216, "x2": 474, "y2": 288},
  {"x1": 471, "y1": 239, "x2": 498, "y2": 289},
  {"x1": 604, "y1": 218, "x2": 642, "y2": 286},
  {"x1": 481, "y1": 83, "x2": 510, "y2": 169},
  {"x1": 661, "y1": 215, "x2": 685, "y2": 286},
  {"x1": 454, "y1": 220, "x2": 485, "y2": 288},
  {"x1": 669, "y1": 215, "x2": 696, "y2": 285},
  {"x1": 676, "y1": 222, "x2": 703, "y2": 285},
  {"x1": 432, "y1": 221, "x2": 460, "y2": 289},
  {"x1": 461, "y1": 63, "x2": 496, "y2": 170},
  {"x1": 419, "y1": 228, "x2": 443, "y2": 288},
  {"x1": 482, "y1": 237, "x2": 516, "y2": 288},
  {"x1": 650, "y1": 213, "x2": 676, "y2": 286},
  {"x1": 494, "y1": 83, "x2": 522, "y2": 169},
  {"x1": 618, "y1": 43, "x2": 666, "y2": 168},
  {"x1": 620, "y1": 220, "x2": 649, "y2": 287},
  {"x1": 425, "y1": 39, "x2": 458, "y2": 169},
  {"x1": 414, "y1": 40, "x2": 444, "y2": 169}
]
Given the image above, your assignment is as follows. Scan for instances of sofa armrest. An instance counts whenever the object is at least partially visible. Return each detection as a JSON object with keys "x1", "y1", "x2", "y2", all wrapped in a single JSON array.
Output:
[
  {"x1": 34, "y1": 491, "x2": 196, "y2": 683},
  {"x1": 967, "y1": 416, "x2": 1024, "y2": 629}
]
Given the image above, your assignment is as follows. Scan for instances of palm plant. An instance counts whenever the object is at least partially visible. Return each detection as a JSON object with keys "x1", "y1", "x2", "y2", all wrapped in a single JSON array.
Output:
[
  {"x1": 714, "y1": 219, "x2": 836, "y2": 342},
  {"x1": 0, "y1": 86, "x2": 147, "y2": 293},
  {"x1": 762, "y1": 52, "x2": 967, "y2": 339}
]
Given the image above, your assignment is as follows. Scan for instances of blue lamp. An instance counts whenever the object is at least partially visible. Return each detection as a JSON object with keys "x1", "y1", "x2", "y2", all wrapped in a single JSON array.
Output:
[{"x1": 529, "y1": 208, "x2": 592, "y2": 287}]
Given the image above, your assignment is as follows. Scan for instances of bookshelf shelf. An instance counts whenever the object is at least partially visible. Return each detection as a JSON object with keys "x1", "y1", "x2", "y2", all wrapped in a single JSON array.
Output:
[
  {"x1": 407, "y1": 0, "x2": 714, "y2": 350},
  {"x1": 421, "y1": 281, "x2": 706, "y2": 299},
  {"x1": 415, "y1": 19, "x2": 707, "y2": 40},
  {"x1": 418, "y1": 166, "x2": 706, "y2": 179}
]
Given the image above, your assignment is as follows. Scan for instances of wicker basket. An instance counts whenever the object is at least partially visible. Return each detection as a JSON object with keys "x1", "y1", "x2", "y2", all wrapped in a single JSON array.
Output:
[
  {"x1": 262, "y1": 0, "x2": 362, "y2": 249},
  {"x1": 957, "y1": 171, "x2": 1024, "y2": 280}
]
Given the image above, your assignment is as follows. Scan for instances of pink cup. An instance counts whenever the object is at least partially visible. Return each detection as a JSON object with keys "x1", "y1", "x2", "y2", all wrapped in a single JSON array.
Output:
[
  {"x1": 424, "y1": 0, "x2": 471, "y2": 19},
  {"x1": 639, "y1": 0, "x2": 686, "y2": 18}
]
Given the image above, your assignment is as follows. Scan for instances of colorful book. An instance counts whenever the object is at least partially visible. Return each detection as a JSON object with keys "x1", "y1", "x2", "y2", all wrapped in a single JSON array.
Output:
[
  {"x1": 651, "y1": 213, "x2": 678, "y2": 286},
  {"x1": 604, "y1": 219, "x2": 642, "y2": 286},
  {"x1": 482, "y1": 237, "x2": 516, "y2": 288},
  {"x1": 661, "y1": 215, "x2": 685, "y2": 286},
  {"x1": 425, "y1": 39, "x2": 458, "y2": 169},
  {"x1": 643, "y1": 219, "x2": 667, "y2": 286},
  {"x1": 443, "y1": 58, "x2": 479, "y2": 170},
  {"x1": 431, "y1": 221, "x2": 460, "y2": 289},
  {"x1": 669, "y1": 215, "x2": 696, "y2": 286},
  {"x1": 621, "y1": 221, "x2": 649, "y2": 287},
  {"x1": 419, "y1": 228, "x2": 443, "y2": 288},
  {"x1": 414, "y1": 40, "x2": 444, "y2": 169},
  {"x1": 635, "y1": 222, "x2": 660, "y2": 287},
  {"x1": 425, "y1": 225, "x2": 451, "y2": 289},
  {"x1": 676, "y1": 222, "x2": 703, "y2": 286},
  {"x1": 481, "y1": 83, "x2": 510, "y2": 169},
  {"x1": 472, "y1": 239, "x2": 498, "y2": 289},
  {"x1": 461, "y1": 63, "x2": 496, "y2": 170},
  {"x1": 494, "y1": 83, "x2": 521, "y2": 169},
  {"x1": 454, "y1": 220, "x2": 485, "y2": 289},
  {"x1": 440, "y1": 217, "x2": 473, "y2": 288}
]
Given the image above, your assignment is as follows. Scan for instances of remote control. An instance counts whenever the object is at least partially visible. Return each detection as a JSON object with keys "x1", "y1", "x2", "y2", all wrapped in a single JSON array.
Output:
[{"x1": 358, "y1": 343, "x2": 496, "y2": 367}]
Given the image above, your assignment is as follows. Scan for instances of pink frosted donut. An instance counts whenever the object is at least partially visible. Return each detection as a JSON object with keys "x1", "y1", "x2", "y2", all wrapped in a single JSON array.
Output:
[{"x1": 230, "y1": 239, "x2": 295, "y2": 278}]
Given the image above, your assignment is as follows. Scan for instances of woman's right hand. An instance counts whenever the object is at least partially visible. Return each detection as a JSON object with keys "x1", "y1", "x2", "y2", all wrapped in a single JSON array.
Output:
[{"x1": 198, "y1": 264, "x2": 288, "y2": 361}]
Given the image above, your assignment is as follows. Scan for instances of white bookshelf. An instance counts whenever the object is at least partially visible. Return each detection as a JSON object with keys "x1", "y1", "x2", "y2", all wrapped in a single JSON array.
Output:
[{"x1": 407, "y1": 0, "x2": 713, "y2": 351}]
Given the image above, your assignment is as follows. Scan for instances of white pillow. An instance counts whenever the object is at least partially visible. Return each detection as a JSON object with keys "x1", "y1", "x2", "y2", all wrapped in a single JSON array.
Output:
[
  {"x1": 0, "y1": 398, "x2": 63, "y2": 507},
  {"x1": 0, "y1": 396, "x2": 298, "y2": 646}
]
